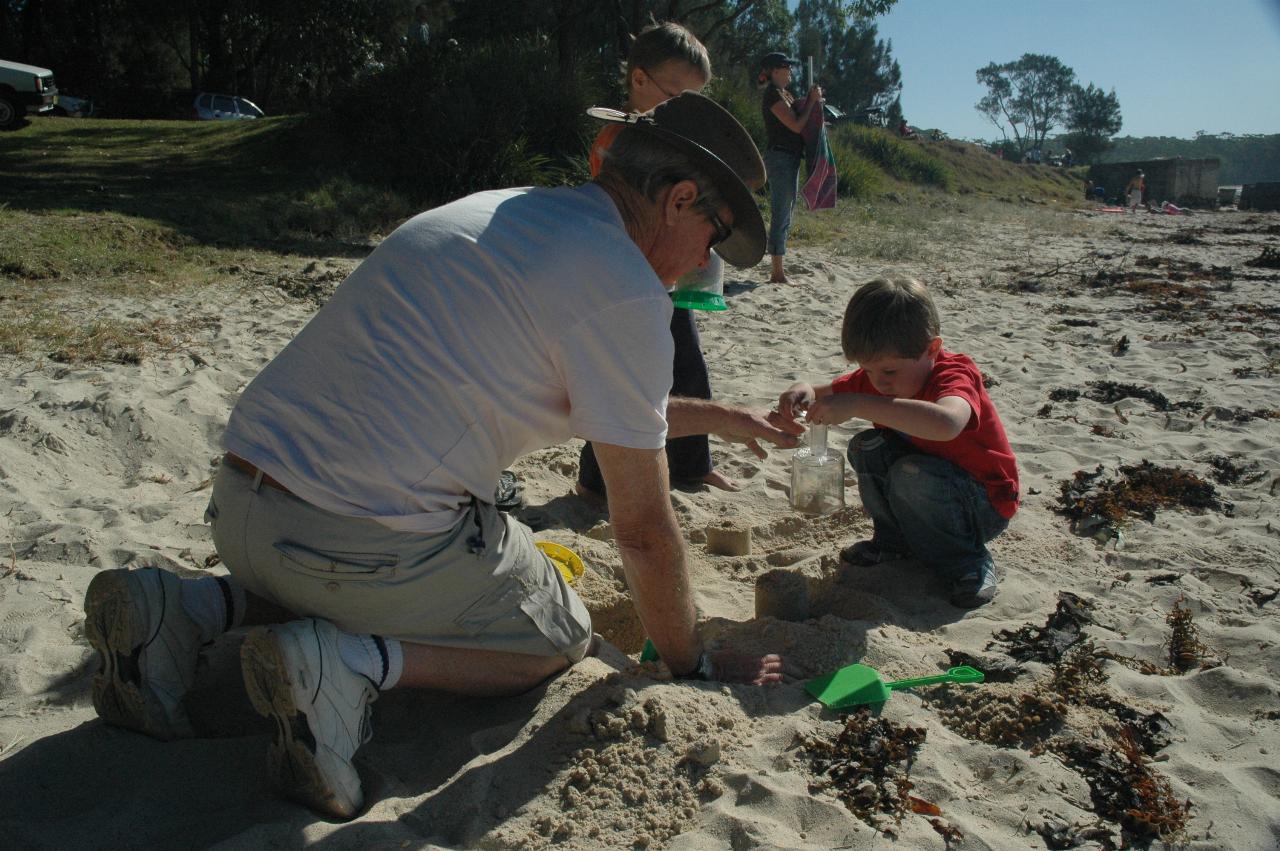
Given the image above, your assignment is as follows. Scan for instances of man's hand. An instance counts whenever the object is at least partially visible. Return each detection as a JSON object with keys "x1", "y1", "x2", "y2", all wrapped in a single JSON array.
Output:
[
  {"x1": 711, "y1": 406, "x2": 802, "y2": 460},
  {"x1": 708, "y1": 650, "x2": 785, "y2": 685}
]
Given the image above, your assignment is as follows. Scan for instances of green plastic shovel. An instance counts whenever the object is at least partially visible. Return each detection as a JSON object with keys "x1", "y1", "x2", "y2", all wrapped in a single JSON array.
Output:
[{"x1": 804, "y1": 664, "x2": 984, "y2": 710}]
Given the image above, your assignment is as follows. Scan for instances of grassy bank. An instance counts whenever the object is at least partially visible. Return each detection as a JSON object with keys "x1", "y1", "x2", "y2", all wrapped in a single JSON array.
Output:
[{"x1": 1, "y1": 116, "x2": 1086, "y2": 363}]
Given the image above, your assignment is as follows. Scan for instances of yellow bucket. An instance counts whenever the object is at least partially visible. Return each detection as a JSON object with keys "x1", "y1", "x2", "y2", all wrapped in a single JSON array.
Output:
[{"x1": 535, "y1": 541, "x2": 585, "y2": 585}]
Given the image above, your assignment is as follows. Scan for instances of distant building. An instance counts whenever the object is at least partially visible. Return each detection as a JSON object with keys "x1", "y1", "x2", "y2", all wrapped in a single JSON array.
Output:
[
  {"x1": 1240, "y1": 182, "x2": 1280, "y2": 212},
  {"x1": 1088, "y1": 158, "x2": 1220, "y2": 207}
]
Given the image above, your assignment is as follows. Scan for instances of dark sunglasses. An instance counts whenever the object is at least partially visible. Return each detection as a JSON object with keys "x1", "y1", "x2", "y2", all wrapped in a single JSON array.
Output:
[{"x1": 705, "y1": 209, "x2": 732, "y2": 250}]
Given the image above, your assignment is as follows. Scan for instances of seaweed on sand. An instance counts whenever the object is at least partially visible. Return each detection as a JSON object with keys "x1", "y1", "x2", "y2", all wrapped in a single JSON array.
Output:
[
  {"x1": 988, "y1": 591, "x2": 1092, "y2": 663},
  {"x1": 1057, "y1": 730, "x2": 1190, "y2": 846},
  {"x1": 1056, "y1": 461, "x2": 1227, "y2": 526},
  {"x1": 804, "y1": 710, "x2": 941, "y2": 838}
]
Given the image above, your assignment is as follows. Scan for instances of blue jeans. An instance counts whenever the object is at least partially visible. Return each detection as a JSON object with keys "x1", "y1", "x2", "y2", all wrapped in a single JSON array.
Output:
[
  {"x1": 847, "y1": 428, "x2": 1007, "y2": 580},
  {"x1": 764, "y1": 148, "x2": 801, "y2": 256}
]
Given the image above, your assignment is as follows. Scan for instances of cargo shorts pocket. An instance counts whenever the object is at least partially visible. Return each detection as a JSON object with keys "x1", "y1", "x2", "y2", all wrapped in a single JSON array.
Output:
[
  {"x1": 518, "y1": 586, "x2": 592, "y2": 656},
  {"x1": 453, "y1": 579, "x2": 525, "y2": 636},
  {"x1": 274, "y1": 541, "x2": 399, "y2": 581}
]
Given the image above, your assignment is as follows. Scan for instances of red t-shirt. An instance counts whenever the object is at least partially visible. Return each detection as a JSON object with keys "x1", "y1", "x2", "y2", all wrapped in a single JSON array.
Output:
[{"x1": 831, "y1": 351, "x2": 1020, "y2": 518}]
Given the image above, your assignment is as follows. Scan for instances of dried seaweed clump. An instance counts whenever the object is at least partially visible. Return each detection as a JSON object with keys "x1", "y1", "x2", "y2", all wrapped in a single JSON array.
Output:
[
  {"x1": 1084, "y1": 380, "x2": 1201, "y2": 412},
  {"x1": 1058, "y1": 730, "x2": 1190, "y2": 846},
  {"x1": 1056, "y1": 461, "x2": 1227, "y2": 526},
  {"x1": 1205, "y1": 454, "x2": 1266, "y2": 485},
  {"x1": 1166, "y1": 596, "x2": 1211, "y2": 672},
  {"x1": 805, "y1": 710, "x2": 930, "y2": 836},
  {"x1": 931, "y1": 686, "x2": 1066, "y2": 752},
  {"x1": 988, "y1": 592, "x2": 1092, "y2": 663},
  {"x1": 1245, "y1": 245, "x2": 1280, "y2": 269},
  {"x1": 1047, "y1": 640, "x2": 1107, "y2": 698}
]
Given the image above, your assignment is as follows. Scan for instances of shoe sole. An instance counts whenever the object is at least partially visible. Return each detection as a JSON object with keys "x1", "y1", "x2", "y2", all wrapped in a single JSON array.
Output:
[
  {"x1": 241, "y1": 628, "x2": 358, "y2": 820},
  {"x1": 84, "y1": 570, "x2": 186, "y2": 741}
]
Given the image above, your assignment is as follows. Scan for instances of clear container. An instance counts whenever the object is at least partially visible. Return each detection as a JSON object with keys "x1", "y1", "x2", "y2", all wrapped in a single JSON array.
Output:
[{"x1": 790, "y1": 423, "x2": 845, "y2": 515}]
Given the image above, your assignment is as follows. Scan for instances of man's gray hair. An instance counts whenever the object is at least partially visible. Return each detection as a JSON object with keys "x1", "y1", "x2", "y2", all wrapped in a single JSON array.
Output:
[{"x1": 598, "y1": 127, "x2": 727, "y2": 216}]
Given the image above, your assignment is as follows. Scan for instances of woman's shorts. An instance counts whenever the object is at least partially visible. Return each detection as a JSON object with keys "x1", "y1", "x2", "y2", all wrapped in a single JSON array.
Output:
[{"x1": 206, "y1": 459, "x2": 593, "y2": 662}]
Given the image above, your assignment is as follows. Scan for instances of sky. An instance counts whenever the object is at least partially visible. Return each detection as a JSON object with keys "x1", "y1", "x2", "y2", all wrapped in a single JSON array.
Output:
[{"x1": 807, "y1": 0, "x2": 1280, "y2": 141}]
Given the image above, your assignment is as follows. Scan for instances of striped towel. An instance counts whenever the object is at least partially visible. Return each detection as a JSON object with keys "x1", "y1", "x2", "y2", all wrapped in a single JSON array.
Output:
[{"x1": 800, "y1": 93, "x2": 837, "y2": 211}]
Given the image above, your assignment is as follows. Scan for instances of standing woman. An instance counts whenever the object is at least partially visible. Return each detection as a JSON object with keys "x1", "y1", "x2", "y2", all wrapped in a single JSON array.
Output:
[
  {"x1": 578, "y1": 22, "x2": 741, "y2": 495},
  {"x1": 759, "y1": 52, "x2": 822, "y2": 284}
]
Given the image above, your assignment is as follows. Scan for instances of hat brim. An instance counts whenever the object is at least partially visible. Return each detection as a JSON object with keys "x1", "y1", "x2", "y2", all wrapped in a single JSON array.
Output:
[{"x1": 599, "y1": 118, "x2": 765, "y2": 268}]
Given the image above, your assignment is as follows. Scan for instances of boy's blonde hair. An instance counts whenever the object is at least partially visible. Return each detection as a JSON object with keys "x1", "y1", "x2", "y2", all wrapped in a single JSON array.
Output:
[
  {"x1": 841, "y1": 277, "x2": 941, "y2": 362},
  {"x1": 625, "y1": 21, "x2": 712, "y2": 88}
]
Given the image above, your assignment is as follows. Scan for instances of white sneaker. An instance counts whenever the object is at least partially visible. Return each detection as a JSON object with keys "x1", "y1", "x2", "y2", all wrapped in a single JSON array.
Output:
[
  {"x1": 240, "y1": 618, "x2": 377, "y2": 820},
  {"x1": 83, "y1": 567, "x2": 202, "y2": 740}
]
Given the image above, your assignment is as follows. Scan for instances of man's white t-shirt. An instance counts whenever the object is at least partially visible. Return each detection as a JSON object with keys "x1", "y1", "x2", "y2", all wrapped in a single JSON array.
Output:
[{"x1": 224, "y1": 183, "x2": 674, "y2": 534}]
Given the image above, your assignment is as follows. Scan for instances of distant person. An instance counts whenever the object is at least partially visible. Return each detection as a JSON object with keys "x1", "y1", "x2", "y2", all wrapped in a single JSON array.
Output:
[
  {"x1": 406, "y1": 3, "x2": 430, "y2": 47},
  {"x1": 1062, "y1": 147, "x2": 1073, "y2": 167},
  {"x1": 1126, "y1": 169, "x2": 1145, "y2": 212},
  {"x1": 579, "y1": 21, "x2": 772, "y2": 497},
  {"x1": 897, "y1": 118, "x2": 917, "y2": 139},
  {"x1": 1094, "y1": 183, "x2": 1106, "y2": 204},
  {"x1": 759, "y1": 51, "x2": 823, "y2": 284},
  {"x1": 774, "y1": 277, "x2": 1019, "y2": 609}
]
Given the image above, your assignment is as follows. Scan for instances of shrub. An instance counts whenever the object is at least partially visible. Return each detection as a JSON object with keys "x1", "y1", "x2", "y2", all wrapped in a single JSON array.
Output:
[
  {"x1": 832, "y1": 125, "x2": 951, "y2": 189},
  {"x1": 318, "y1": 35, "x2": 603, "y2": 208},
  {"x1": 825, "y1": 139, "x2": 881, "y2": 198}
]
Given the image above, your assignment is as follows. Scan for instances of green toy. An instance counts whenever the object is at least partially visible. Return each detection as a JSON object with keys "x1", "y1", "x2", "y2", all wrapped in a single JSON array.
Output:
[{"x1": 804, "y1": 664, "x2": 984, "y2": 710}]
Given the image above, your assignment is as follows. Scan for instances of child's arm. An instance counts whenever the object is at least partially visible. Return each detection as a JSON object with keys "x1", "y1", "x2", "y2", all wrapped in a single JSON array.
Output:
[
  {"x1": 807, "y1": 393, "x2": 972, "y2": 442},
  {"x1": 776, "y1": 381, "x2": 834, "y2": 424}
]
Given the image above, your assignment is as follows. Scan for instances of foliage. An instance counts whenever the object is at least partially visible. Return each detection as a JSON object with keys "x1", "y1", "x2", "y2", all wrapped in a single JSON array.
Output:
[
  {"x1": 795, "y1": 1, "x2": 901, "y2": 125},
  {"x1": 975, "y1": 54, "x2": 1077, "y2": 155},
  {"x1": 832, "y1": 125, "x2": 950, "y2": 188},
  {"x1": 1063, "y1": 83, "x2": 1123, "y2": 164},
  {"x1": 0, "y1": 0, "x2": 401, "y2": 114},
  {"x1": 1100, "y1": 132, "x2": 1280, "y2": 184},
  {"x1": 824, "y1": 139, "x2": 882, "y2": 197},
  {"x1": 321, "y1": 35, "x2": 597, "y2": 207}
]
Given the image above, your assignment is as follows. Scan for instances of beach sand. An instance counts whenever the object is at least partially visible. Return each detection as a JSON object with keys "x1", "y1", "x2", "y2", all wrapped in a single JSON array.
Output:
[{"x1": 2, "y1": 202, "x2": 1278, "y2": 849}]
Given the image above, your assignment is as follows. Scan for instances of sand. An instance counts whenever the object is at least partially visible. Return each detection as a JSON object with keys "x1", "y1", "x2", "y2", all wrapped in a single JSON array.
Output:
[{"x1": 1, "y1": 202, "x2": 1278, "y2": 849}]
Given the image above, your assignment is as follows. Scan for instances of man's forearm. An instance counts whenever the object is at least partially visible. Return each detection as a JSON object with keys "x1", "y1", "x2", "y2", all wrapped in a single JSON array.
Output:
[
  {"x1": 665, "y1": 396, "x2": 736, "y2": 439},
  {"x1": 613, "y1": 514, "x2": 702, "y2": 674}
]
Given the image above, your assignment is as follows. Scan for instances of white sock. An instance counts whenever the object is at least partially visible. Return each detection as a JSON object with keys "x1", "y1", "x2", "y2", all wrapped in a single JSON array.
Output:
[
  {"x1": 179, "y1": 575, "x2": 246, "y2": 644},
  {"x1": 337, "y1": 631, "x2": 403, "y2": 691}
]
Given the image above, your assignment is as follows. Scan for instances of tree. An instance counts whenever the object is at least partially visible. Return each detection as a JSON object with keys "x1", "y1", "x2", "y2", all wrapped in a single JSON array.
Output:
[
  {"x1": 976, "y1": 53, "x2": 1076, "y2": 155},
  {"x1": 792, "y1": 0, "x2": 900, "y2": 124},
  {"x1": 1063, "y1": 83, "x2": 1122, "y2": 164}
]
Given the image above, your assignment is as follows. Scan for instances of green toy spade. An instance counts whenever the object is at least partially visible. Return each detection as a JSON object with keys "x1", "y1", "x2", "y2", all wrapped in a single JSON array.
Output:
[{"x1": 804, "y1": 663, "x2": 985, "y2": 710}]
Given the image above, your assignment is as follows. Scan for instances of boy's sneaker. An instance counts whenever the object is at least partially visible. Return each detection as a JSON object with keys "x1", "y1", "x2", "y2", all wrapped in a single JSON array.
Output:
[
  {"x1": 241, "y1": 618, "x2": 377, "y2": 820},
  {"x1": 839, "y1": 539, "x2": 906, "y2": 567},
  {"x1": 83, "y1": 567, "x2": 202, "y2": 741},
  {"x1": 950, "y1": 563, "x2": 999, "y2": 609}
]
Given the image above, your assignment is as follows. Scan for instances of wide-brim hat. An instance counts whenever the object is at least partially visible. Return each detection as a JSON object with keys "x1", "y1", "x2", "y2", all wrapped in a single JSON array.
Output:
[
  {"x1": 761, "y1": 51, "x2": 801, "y2": 69},
  {"x1": 587, "y1": 92, "x2": 766, "y2": 268}
]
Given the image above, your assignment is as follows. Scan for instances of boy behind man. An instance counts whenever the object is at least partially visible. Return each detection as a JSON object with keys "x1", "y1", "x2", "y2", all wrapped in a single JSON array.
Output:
[{"x1": 776, "y1": 278, "x2": 1018, "y2": 608}]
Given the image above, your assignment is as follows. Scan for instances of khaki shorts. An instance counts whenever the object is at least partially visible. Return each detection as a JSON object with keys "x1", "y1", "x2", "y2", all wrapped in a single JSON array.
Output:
[{"x1": 206, "y1": 460, "x2": 592, "y2": 661}]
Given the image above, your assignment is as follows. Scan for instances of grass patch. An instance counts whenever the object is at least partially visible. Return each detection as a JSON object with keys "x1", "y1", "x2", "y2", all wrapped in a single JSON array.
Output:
[{"x1": 832, "y1": 126, "x2": 951, "y2": 189}]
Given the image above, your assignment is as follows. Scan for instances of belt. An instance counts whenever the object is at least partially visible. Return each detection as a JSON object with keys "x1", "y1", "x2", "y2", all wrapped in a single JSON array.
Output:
[{"x1": 224, "y1": 453, "x2": 292, "y2": 495}]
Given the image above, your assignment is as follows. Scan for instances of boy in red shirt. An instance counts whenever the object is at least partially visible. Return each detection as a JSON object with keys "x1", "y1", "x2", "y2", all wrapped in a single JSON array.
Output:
[{"x1": 776, "y1": 277, "x2": 1019, "y2": 607}]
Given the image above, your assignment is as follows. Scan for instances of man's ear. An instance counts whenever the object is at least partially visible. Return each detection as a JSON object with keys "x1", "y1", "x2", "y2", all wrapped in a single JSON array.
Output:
[
  {"x1": 926, "y1": 336, "x2": 944, "y2": 358},
  {"x1": 663, "y1": 179, "x2": 700, "y2": 225}
]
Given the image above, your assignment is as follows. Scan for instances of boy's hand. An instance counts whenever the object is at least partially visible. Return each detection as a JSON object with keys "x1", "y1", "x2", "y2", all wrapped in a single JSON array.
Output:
[
  {"x1": 777, "y1": 383, "x2": 815, "y2": 423},
  {"x1": 806, "y1": 393, "x2": 861, "y2": 426}
]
